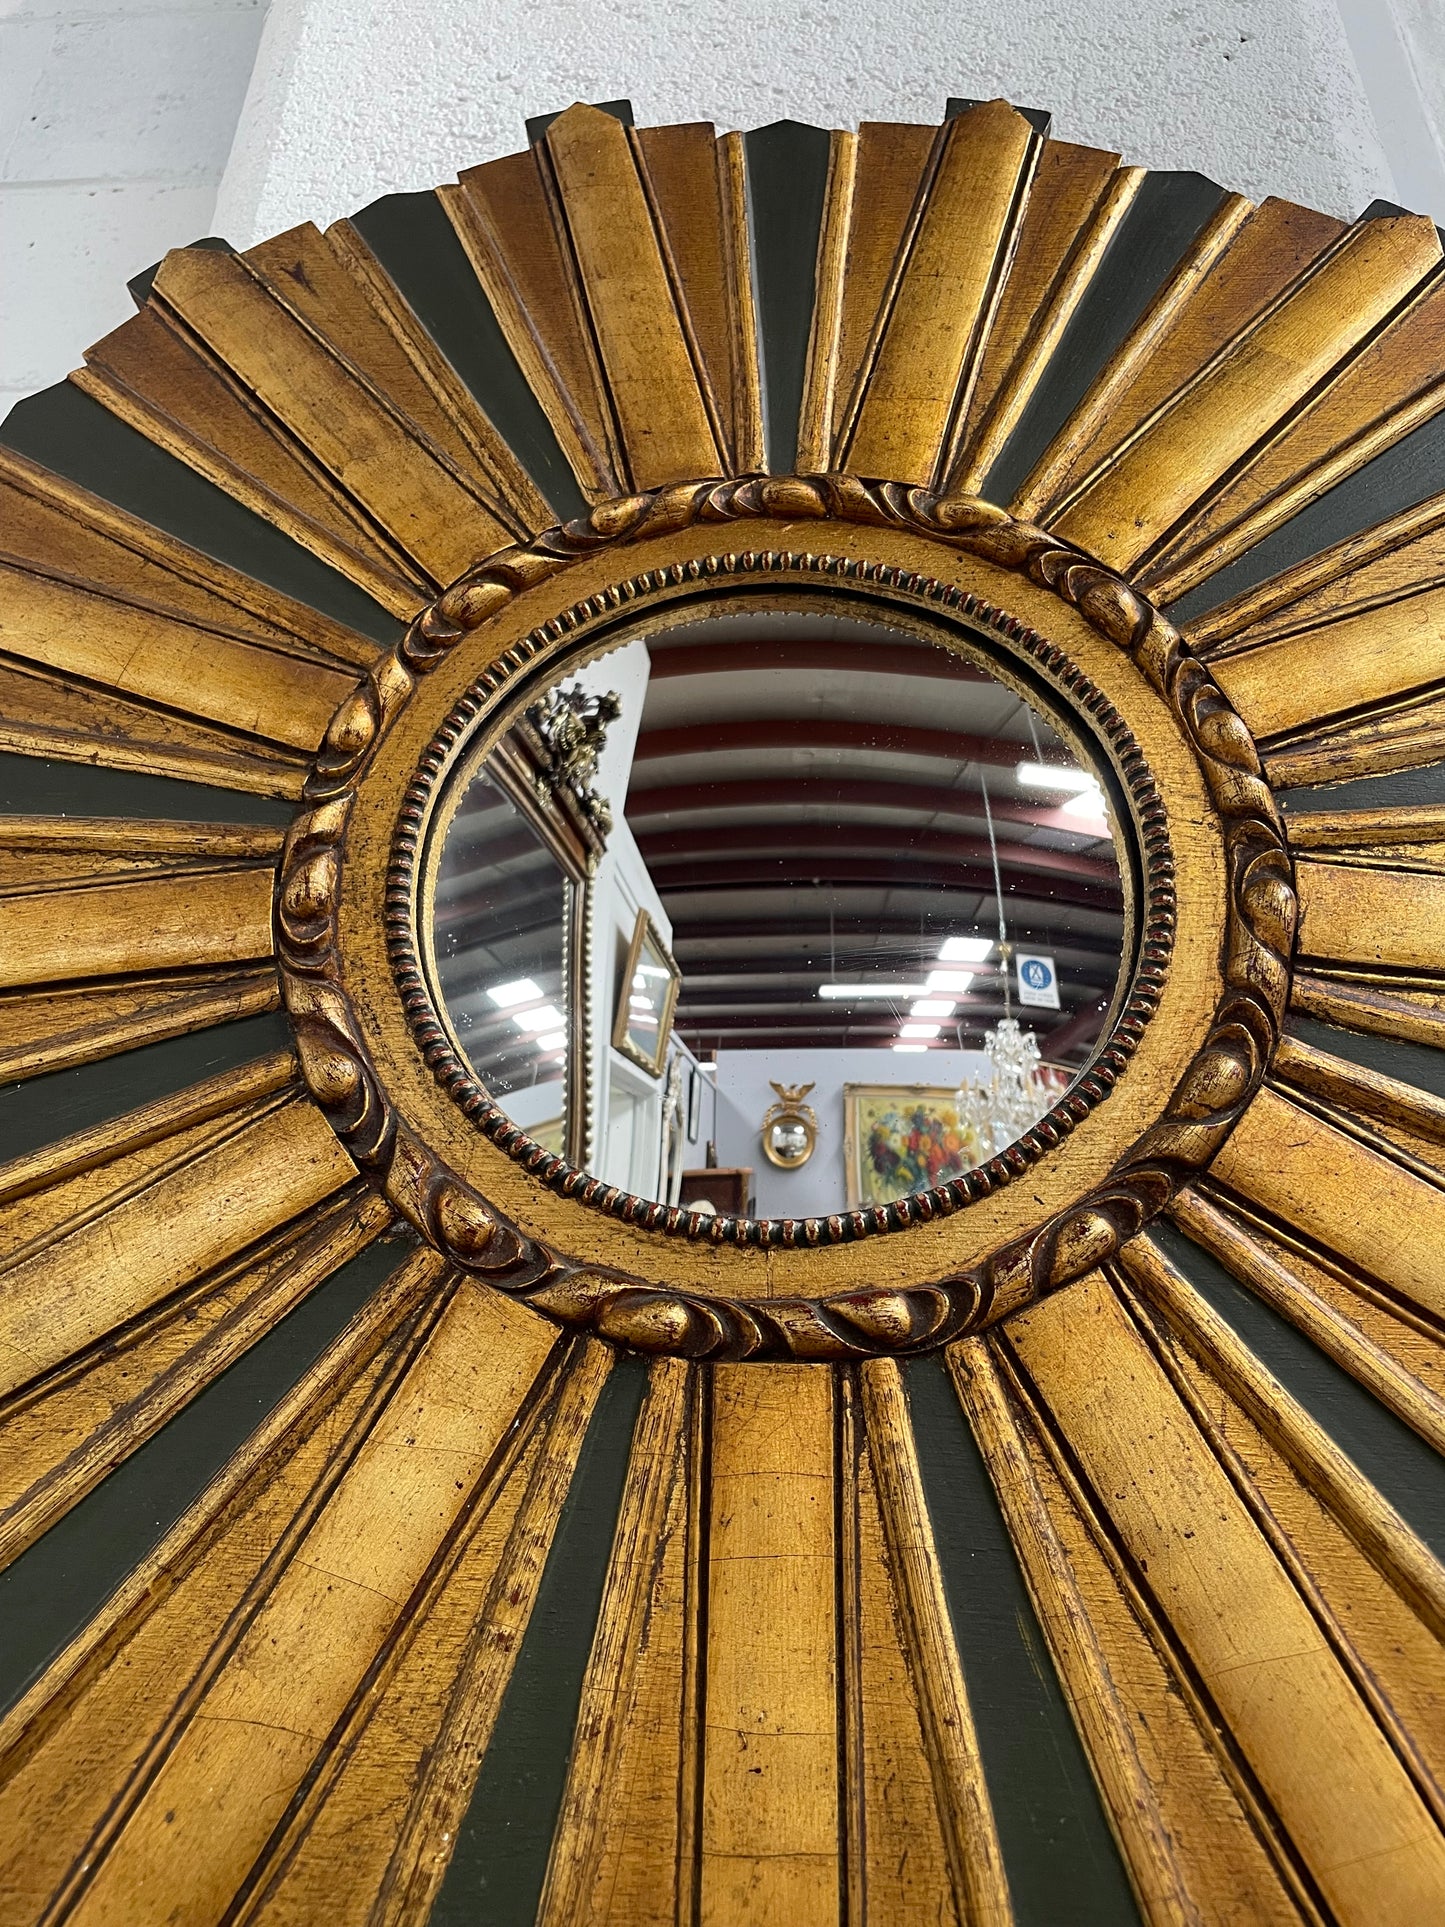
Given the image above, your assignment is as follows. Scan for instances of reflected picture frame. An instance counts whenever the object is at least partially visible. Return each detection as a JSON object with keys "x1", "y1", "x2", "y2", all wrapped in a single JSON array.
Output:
[
  {"x1": 843, "y1": 1083, "x2": 990, "y2": 1210},
  {"x1": 611, "y1": 908, "x2": 682, "y2": 1077}
]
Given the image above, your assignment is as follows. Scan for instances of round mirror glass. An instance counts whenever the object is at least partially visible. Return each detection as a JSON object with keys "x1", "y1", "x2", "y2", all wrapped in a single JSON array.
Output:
[{"x1": 427, "y1": 599, "x2": 1130, "y2": 1219}]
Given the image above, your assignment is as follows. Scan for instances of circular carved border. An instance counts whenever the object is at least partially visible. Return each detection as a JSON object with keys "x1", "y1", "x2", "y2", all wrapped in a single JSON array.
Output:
[
  {"x1": 276, "y1": 474, "x2": 1296, "y2": 1361},
  {"x1": 389, "y1": 554, "x2": 1172, "y2": 1239}
]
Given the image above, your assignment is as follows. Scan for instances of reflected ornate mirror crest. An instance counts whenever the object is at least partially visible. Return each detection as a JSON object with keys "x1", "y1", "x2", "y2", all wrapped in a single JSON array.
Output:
[
  {"x1": 4, "y1": 91, "x2": 1445, "y2": 1927},
  {"x1": 761, "y1": 1080, "x2": 818, "y2": 1169}
]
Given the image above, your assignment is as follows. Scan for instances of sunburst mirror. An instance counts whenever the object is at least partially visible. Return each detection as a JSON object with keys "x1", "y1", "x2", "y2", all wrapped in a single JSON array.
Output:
[{"x1": 2, "y1": 93, "x2": 1445, "y2": 1926}]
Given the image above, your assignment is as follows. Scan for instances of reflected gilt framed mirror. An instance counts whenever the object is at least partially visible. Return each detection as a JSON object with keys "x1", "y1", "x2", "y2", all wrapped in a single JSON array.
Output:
[
  {"x1": 611, "y1": 908, "x2": 681, "y2": 1076},
  {"x1": 3, "y1": 92, "x2": 1445, "y2": 1927}
]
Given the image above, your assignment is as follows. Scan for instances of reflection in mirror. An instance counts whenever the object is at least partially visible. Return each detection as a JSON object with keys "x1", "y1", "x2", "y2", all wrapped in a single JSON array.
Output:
[
  {"x1": 613, "y1": 910, "x2": 682, "y2": 1073},
  {"x1": 428, "y1": 600, "x2": 1129, "y2": 1217}
]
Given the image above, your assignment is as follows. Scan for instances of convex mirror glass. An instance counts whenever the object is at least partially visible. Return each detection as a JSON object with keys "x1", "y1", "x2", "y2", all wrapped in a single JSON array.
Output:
[{"x1": 428, "y1": 600, "x2": 1130, "y2": 1217}]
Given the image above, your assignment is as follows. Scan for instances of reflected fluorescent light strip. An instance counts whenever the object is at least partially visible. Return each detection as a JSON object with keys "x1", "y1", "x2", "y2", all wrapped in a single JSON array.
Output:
[
  {"x1": 487, "y1": 977, "x2": 543, "y2": 1009},
  {"x1": 1017, "y1": 761, "x2": 1096, "y2": 793},
  {"x1": 909, "y1": 999, "x2": 955, "y2": 1018},
  {"x1": 899, "y1": 1022, "x2": 941, "y2": 1038},
  {"x1": 937, "y1": 937, "x2": 992, "y2": 963},
  {"x1": 1059, "y1": 785, "x2": 1108, "y2": 820},
  {"x1": 927, "y1": 969, "x2": 973, "y2": 993},
  {"x1": 511, "y1": 1003, "x2": 565, "y2": 1035},
  {"x1": 819, "y1": 983, "x2": 929, "y2": 999},
  {"x1": 893, "y1": 1043, "x2": 928, "y2": 1053}
]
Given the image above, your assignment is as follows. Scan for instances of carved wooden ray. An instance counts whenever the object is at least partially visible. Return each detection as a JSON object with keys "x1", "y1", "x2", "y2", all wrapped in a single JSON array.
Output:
[{"x1": 2, "y1": 94, "x2": 1445, "y2": 1927}]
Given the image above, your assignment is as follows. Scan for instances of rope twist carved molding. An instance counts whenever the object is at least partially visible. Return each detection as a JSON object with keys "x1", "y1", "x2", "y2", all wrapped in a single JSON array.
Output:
[{"x1": 276, "y1": 474, "x2": 1296, "y2": 1361}]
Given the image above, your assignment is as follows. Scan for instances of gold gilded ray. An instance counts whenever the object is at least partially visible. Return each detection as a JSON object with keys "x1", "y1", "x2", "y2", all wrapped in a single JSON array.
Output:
[{"x1": 2, "y1": 92, "x2": 1445, "y2": 1927}]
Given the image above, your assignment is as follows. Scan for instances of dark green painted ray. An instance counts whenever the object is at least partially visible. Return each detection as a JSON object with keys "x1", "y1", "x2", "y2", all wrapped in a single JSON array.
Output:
[
  {"x1": 904, "y1": 1354, "x2": 1142, "y2": 1927},
  {"x1": 1277, "y1": 758, "x2": 1445, "y2": 811},
  {"x1": 982, "y1": 171, "x2": 1233, "y2": 506},
  {"x1": 348, "y1": 189, "x2": 587, "y2": 524},
  {"x1": 429, "y1": 1353, "x2": 649, "y2": 1927},
  {"x1": 0, "y1": 1227, "x2": 414, "y2": 1714},
  {"x1": 742, "y1": 121, "x2": 833, "y2": 475},
  {"x1": 0, "y1": 381, "x2": 401, "y2": 647},
  {"x1": 0, "y1": 749, "x2": 294, "y2": 826},
  {"x1": 0, "y1": 1011, "x2": 294, "y2": 1166},
  {"x1": 1286, "y1": 1011, "x2": 1445, "y2": 1103},
  {"x1": 1150, "y1": 1221, "x2": 1445, "y2": 1559},
  {"x1": 1166, "y1": 405, "x2": 1445, "y2": 626}
]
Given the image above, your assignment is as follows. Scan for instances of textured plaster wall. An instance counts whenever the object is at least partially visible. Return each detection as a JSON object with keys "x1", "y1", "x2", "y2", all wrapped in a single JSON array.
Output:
[
  {"x1": 0, "y1": 0, "x2": 269, "y2": 415},
  {"x1": 216, "y1": 0, "x2": 1406, "y2": 245}
]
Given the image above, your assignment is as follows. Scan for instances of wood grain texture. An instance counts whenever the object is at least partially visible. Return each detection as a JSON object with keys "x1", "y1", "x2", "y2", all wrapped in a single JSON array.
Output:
[
  {"x1": 702, "y1": 1364, "x2": 839, "y2": 1925},
  {"x1": 952, "y1": 143, "x2": 1137, "y2": 492},
  {"x1": 1211, "y1": 582, "x2": 1445, "y2": 742},
  {"x1": 1033, "y1": 196, "x2": 1344, "y2": 503},
  {"x1": 9, "y1": 96, "x2": 1445, "y2": 1927},
  {"x1": 951, "y1": 1333, "x2": 1306, "y2": 1927},
  {"x1": 546, "y1": 109, "x2": 723, "y2": 487},
  {"x1": 636, "y1": 122, "x2": 763, "y2": 476},
  {"x1": 799, "y1": 121, "x2": 931, "y2": 473},
  {"x1": 1171, "y1": 1184, "x2": 1445, "y2": 1457},
  {"x1": 1116, "y1": 1257, "x2": 1445, "y2": 1830},
  {"x1": 20, "y1": 1276, "x2": 559, "y2": 1927},
  {"x1": 0, "y1": 1245, "x2": 450, "y2": 1921},
  {"x1": 1006, "y1": 1272, "x2": 1445, "y2": 1924},
  {"x1": 0, "y1": 559, "x2": 355, "y2": 752},
  {"x1": 1185, "y1": 486, "x2": 1445, "y2": 653},
  {"x1": 841, "y1": 101, "x2": 1039, "y2": 486},
  {"x1": 1295, "y1": 857, "x2": 1445, "y2": 977},
  {"x1": 1051, "y1": 214, "x2": 1442, "y2": 572},
  {"x1": 233, "y1": 1335, "x2": 604, "y2": 1927},
  {"x1": 74, "y1": 306, "x2": 427, "y2": 616},
  {"x1": 1272, "y1": 1029, "x2": 1445, "y2": 1176},
  {"x1": 0, "y1": 443, "x2": 378, "y2": 668},
  {"x1": 0, "y1": 1082, "x2": 357, "y2": 1402},
  {"x1": 1146, "y1": 261, "x2": 1445, "y2": 602},
  {"x1": 1210, "y1": 1082, "x2": 1445, "y2": 1326},
  {"x1": 444, "y1": 147, "x2": 623, "y2": 502},
  {"x1": 0, "y1": 655, "x2": 311, "y2": 797},
  {"x1": 858, "y1": 1361, "x2": 1012, "y2": 1927},
  {"x1": 151, "y1": 245, "x2": 514, "y2": 586},
  {"x1": 249, "y1": 217, "x2": 547, "y2": 534},
  {"x1": 1119, "y1": 1233, "x2": 1445, "y2": 1650},
  {"x1": 0, "y1": 1182, "x2": 390, "y2": 1572},
  {"x1": 0, "y1": 967, "x2": 281, "y2": 1085},
  {"x1": 1290, "y1": 974, "x2": 1445, "y2": 1054},
  {"x1": 537, "y1": 1357, "x2": 695, "y2": 1927},
  {"x1": 1011, "y1": 189, "x2": 1254, "y2": 521},
  {"x1": 840, "y1": 1373, "x2": 963, "y2": 1927},
  {"x1": 0, "y1": 862, "x2": 276, "y2": 988}
]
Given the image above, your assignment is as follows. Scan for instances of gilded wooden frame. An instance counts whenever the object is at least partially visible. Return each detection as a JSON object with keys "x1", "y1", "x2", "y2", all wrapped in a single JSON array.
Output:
[{"x1": 5, "y1": 93, "x2": 1445, "y2": 1927}]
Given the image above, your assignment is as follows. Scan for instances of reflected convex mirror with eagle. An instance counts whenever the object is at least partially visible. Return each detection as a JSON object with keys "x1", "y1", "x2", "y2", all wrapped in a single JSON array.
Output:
[{"x1": 425, "y1": 596, "x2": 1130, "y2": 1218}]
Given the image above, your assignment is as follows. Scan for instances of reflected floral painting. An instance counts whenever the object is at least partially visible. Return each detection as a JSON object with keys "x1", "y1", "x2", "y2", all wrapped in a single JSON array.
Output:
[{"x1": 844, "y1": 1086, "x2": 990, "y2": 1208}]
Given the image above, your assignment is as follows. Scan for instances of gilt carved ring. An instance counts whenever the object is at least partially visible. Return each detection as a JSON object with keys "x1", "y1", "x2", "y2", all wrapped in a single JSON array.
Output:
[{"x1": 275, "y1": 474, "x2": 1293, "y2": 1362}]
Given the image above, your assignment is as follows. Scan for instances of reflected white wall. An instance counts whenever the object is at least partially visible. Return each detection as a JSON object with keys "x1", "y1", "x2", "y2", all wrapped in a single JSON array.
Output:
[{"x1": 714, "y1": 1046, "x2": 995, "y2": 1218}]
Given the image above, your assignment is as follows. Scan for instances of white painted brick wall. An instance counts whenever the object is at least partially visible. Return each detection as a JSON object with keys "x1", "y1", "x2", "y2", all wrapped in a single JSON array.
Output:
[
  {"x1": 0, "y1": 0, "x2": 268, "y2": 418},
  {"x1": 215, "y1": 0, "x2": 1406, "y2": 245},
  {"x1": 4, "y1": 0, "x2": 1444, "y2": 432}
]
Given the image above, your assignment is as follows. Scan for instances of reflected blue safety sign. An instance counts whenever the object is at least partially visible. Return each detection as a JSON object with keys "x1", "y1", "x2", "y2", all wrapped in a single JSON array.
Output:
[{"x1": 1016, "y1": 951, "x2": 1060, "y2": 1010}]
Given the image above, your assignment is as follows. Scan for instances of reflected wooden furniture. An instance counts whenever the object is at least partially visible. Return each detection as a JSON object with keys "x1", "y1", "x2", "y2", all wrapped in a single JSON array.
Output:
[{"x1": 678, "y1": 1165, "x2": 754, "y2": 1217}]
